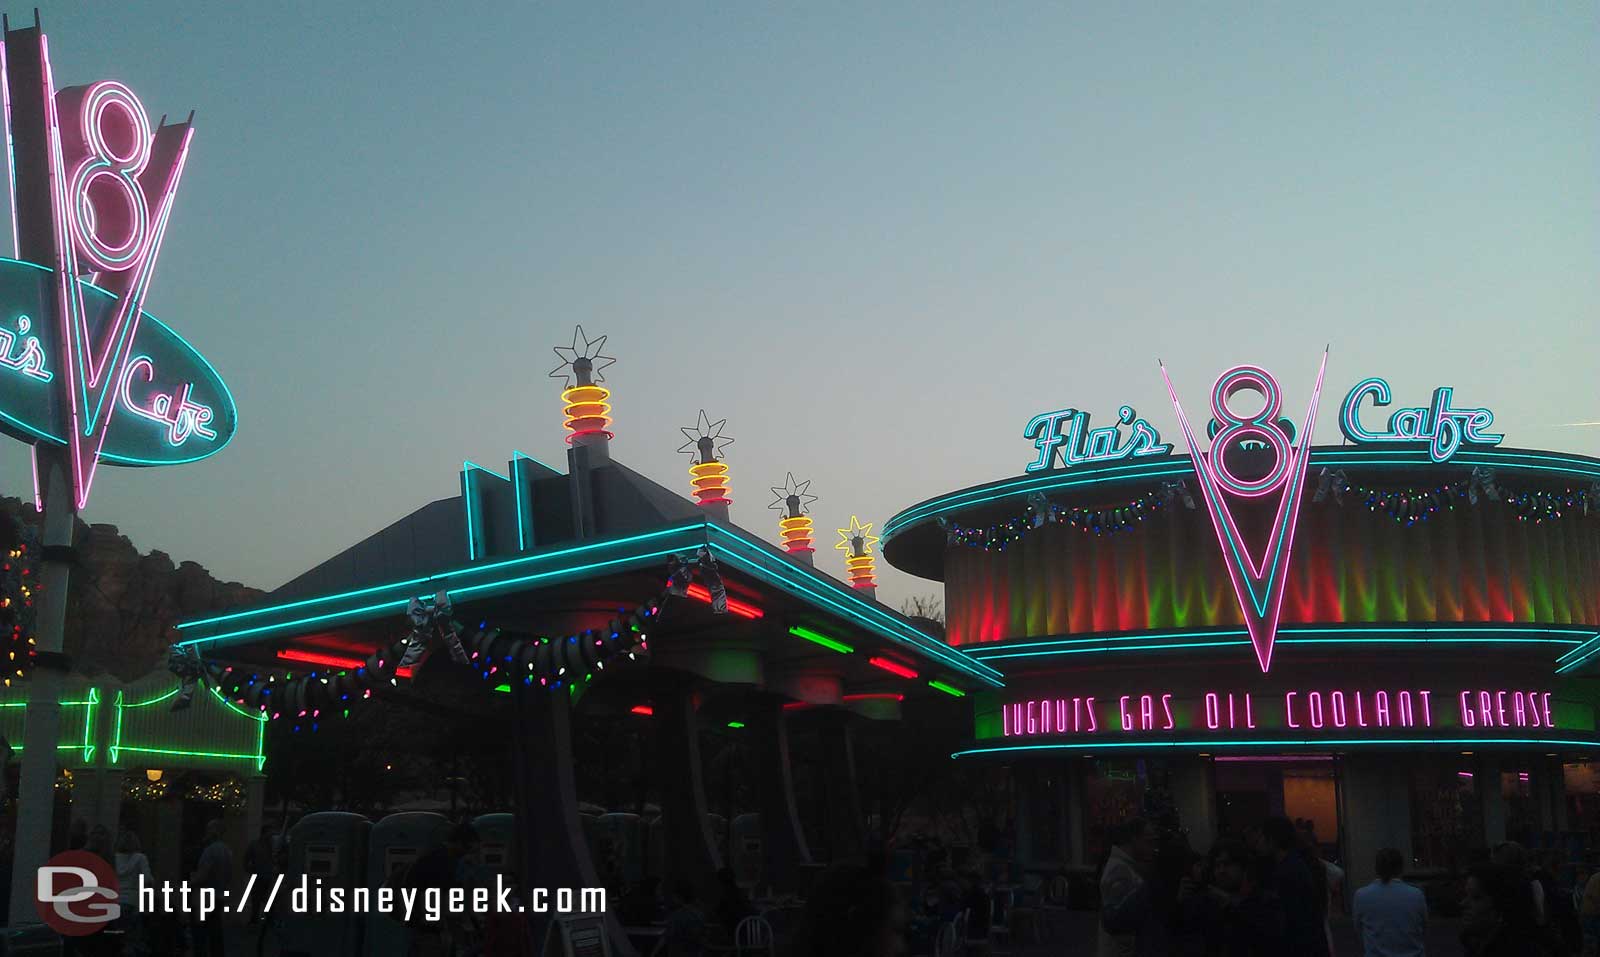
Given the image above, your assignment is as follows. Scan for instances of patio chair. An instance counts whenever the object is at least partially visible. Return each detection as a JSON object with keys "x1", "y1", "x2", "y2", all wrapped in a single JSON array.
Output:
[
  {"x1": 1037, "y1": 874, "x2": 1072, "y2": 938},
  {"x1": 933, "y1": 921, "x2": 960, "y2": 957},
  {"x1": 735, "y1": 914, "x2": 774, "y2": 955}
]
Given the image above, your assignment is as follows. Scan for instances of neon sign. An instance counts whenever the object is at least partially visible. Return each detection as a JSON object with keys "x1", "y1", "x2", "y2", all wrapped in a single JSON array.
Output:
[
  {"x1": 1339, "y1": 378, "x2": 1502, "y2": 463},
  {"x1": 1023, "y1": 405, "x2": 1171, "y2": 473},
  {"x1": 1162, "y1": 357, "x2": 1327, "y2": 673},
  {"x1": 998, "y1": 686, "x2": 1558, "y2": 738},
  {"x1": 0, "y1": 28, "x2": 233, "y2": 507}
]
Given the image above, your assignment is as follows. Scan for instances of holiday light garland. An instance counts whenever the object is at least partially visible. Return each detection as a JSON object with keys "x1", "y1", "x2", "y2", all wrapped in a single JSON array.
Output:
[
  {"x1": 168, "y1": 550, "x2": 730, "y2": 733},
  {"x1": 0, "y1": 529, "x2": 39, "y2": 688},
  {"x1": 938, "y1": 472, "x2": 1598, "y2": 549},
  {"x1": 1314, "y1": 469, "x2": 1600, "y2": 527},
  {"x1": 939, "y1": 487, "x2": 1180, "y2": 551}
]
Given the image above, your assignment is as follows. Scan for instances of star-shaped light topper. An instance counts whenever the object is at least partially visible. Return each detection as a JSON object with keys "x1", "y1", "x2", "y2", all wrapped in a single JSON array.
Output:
[
  {"x1": 548, "y1": 325, "x2": 617, "y2": 388},
  {"x1": 677, "y1": 410, "x2": 734, "y2": 462},
  {"x1": 769, "y1": 473, "x2": 818, "y2": 513},
  {"x1": 835, "y1": 515, "x2": 880, "y2": 555}
]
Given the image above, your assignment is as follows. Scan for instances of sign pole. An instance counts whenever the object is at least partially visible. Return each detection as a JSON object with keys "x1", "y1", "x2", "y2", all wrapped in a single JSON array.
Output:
[{"x1": 7, "y1": 446, "x2": 76, "y2": 925}]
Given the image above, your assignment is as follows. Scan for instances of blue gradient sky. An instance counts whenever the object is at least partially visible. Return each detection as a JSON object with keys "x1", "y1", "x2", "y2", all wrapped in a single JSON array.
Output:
[{"x1": 5, "y1": 2, "x2": 1594, "y2": 605}]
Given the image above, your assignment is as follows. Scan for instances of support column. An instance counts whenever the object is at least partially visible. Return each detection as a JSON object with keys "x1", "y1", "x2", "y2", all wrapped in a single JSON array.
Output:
[
  {"x1": 1538, "y1": 756, "x2": 1569, "y2": 835},
  {"x1": 88, "y1": 769, "x2": 125, "y2": 838},
  {"x1": 752, "y1": 697, "x2": 811, "y2": 891},
  {"x1": 1341, "y1": 754, "x2": 1413, "y2": 889},
  {"x1": 1481, "y1": 757, "x2": 1507, "y2": 848},
  {"x1": 653, "y1": 685, "x2": 721, "y2": 894},
  {"x1": 511, "y1": 689, "x2": 636, "y2": 957},
  {"x1": 1014, "y1": 766, "x2": 1033, "y2": 869},
  {"x1": 1066, "y1": 760, "x2": 1086, "y2": 867},
  {"x1": 1170, "y1": 758, "x2": 1217, "y2": 855},
  {"x1": 817, "y1": 711, "x2": 865, "y2": 864},
  {"x1": 9, "y1": 448, "x2": 75, "y2": 925},
  {"x1": 244, "y1": 776, "x2": 267, "y2": 848}
]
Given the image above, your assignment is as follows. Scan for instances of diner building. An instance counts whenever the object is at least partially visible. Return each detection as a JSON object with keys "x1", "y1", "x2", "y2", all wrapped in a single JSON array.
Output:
[{"x1": 881, "y1": 363, "x2": 1600, "y2": 887}]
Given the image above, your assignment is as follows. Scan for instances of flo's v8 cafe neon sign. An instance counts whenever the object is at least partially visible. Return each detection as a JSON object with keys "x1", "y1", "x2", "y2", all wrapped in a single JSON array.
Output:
[
  {"x1": 996, "y1": 686, "x2": 1562, "y2": 739},
  {"x1": 1020, "y1": 361, "x2": 1506, "y2": 673},
  {"x1": 0, "y1": 24, "x2": 234, "y2": 509},
  {"x1": 1339, "y1": 377, "x2": 1502, "y2": 463}
]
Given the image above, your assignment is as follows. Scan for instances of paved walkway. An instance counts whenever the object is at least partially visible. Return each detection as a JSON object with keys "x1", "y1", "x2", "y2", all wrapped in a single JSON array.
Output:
[{"x1": 994, "y1": 910, "x2": 1466, "y2": 956}]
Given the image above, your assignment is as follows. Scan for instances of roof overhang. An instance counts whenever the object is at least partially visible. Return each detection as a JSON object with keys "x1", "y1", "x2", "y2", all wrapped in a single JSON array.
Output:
[{"x1": 176, "y1": 520, "x2": 1004, "y2": 690}]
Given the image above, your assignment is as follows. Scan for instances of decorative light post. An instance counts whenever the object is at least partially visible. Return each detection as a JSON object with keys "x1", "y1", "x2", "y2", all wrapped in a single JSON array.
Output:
[
  {"x1": 549, "y1": 325, "x2": 616, "y2": 463},
  {"x1": 770, "y1": 473, "x2": 818, "y2": 566},
  {"x1": 679, "y1": 410, "x2": 733, "y2": 523},
  {"x1": 836, "y1": 516, "x2": 880, "y2": 599}
]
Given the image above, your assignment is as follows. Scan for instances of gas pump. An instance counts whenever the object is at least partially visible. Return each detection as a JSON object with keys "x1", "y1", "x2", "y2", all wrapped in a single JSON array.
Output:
[
  {"x1": 276, "y1": 811, "x2": 371, "y2": 957},
  {"x1": 471, "y1": 813, "x2": 514, "y2": 875},
  {"x1": 730, "y1": 813, "x2": 762, "y2": 889},
  {"x1": 364, "y1": 811, "x2": 451, "y2": 957}
]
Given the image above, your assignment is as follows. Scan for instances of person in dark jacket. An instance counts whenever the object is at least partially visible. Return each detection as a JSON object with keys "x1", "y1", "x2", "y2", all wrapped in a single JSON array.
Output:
[
  {"x1": 1462, "y1": 861, "x2": 1547, "y2": 957},
  {"x1": 1252, "y1": 816, "x2": 1327, "y2": 957}
]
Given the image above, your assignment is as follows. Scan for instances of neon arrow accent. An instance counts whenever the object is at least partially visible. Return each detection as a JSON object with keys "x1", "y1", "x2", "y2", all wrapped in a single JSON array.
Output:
[{"x1": 1161, "y1": 354, "x2": 1328, "y2": 672}]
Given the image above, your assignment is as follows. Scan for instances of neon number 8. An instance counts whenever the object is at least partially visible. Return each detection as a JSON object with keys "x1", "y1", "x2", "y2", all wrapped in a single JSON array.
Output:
[
  {"x1": 66, "y1": 82, "x2": 153, "y2": 273},
  {"x1": 1209, "y1": 365, "x2": 1292, "y2": 497}
]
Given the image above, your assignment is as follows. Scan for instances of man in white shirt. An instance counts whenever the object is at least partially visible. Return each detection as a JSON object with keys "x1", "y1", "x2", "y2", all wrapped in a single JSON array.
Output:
[{"x1": 1351, "y1": 847, "x2": 1428, "y2": 957}]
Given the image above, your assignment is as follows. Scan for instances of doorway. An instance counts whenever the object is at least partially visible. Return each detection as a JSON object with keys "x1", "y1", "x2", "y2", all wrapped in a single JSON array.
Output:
[{"x1": 1214, "y1": 755, "x2": 1342, "y2": 854}]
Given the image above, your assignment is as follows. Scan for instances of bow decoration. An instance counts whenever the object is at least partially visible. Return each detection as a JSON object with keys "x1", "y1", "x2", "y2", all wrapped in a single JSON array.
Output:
[
  {"x1": 397, "y1": 591, "x2": 469, "y2": 670},
  {"x1": 166, "y1": 643, "x2": 209, "y2": 712},
  {"x1": 936, "y1": 517, "x2": 959, "y2": 547},
  {"x1": 1026, "y1": 492, "x2": 1051, "y2": 528},
  {"x1": 1161, "y1": 480, "x2": 1196, "y2": 510},
  {"x1": 1468, "y1": 467, "x2": 1500, "y2": 506},
  {"x1": 1312, "y1": 469, "x2": 1348, "y2": 505},
  {"x1": 695, "y1": 546, "x2": 727, "y2": 614},
  {"x1": 665, "y1": 556, "x2": 691, "y2": 597},
  {"x1": 1588, "y1": 483, "x2": 1600, "y2": 517}
]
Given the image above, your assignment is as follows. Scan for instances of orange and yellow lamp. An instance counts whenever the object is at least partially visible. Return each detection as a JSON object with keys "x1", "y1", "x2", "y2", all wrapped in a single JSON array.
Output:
[
  {"x1": 679, "y1": 410, "x2": 734, "y2": 508},
  {"x1": 770, "y1": 473, "x2": 818, "y2": 555},
  {"x1": 548, "y1": 325, "x2": 617, "y2": 444},
  {"x1": 836, "y1": 515, "x2": 881, "y2": 590}
]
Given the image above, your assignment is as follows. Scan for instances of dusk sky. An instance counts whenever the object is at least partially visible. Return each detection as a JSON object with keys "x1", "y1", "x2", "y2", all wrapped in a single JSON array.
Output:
[{"x1": 4, "y1": 2, "x2": 1593, "y2": 606}]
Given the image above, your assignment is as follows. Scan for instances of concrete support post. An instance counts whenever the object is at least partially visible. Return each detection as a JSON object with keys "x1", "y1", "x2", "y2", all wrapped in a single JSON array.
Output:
[
  {"x1": 1481, "y1": 757, "x2": 1507, "y2": 848},
  {"x1": 653, "y1": 686, "x2": 721, "y2": 894},
  {"x1": 1170, "y1": 758, "x2": 1217, "y2": 854},
  {"x1": 752, "y1": 698, "x2": 811, "y2": 890},
  {"x1": 1066, "y1": 760, "x2": 1086, "y2": 867},
  {"x1": 1014, "y1": 766, "x2": 1033, "y2": 869},
  {"x1": 511, "y1": 688, "x2": 636, "y2": 957},
  {"x1": 244, "y1": 776, "x2": 267, "y2": 849},
  {"x1": 1341, "y1": 755, "x2": 1413, "y2": 889},
  {"x1": 1538, "y1": 756, "x2": 1569, "y2": 836},
  {"x1": 818, "y1": 711, "x2": 865, "y2": 864},
  {"x1": 87, "y1": 769, "x2": 125, "y2": 838},
  {"x1": 9, "y1": 448, "x2": 75, "y2": 925}
]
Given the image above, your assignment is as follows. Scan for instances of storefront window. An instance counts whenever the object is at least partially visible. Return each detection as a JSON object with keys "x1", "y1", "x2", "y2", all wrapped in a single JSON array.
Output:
[
  {"x1": 1084, "y1": 759, "x2": 1142, "y2": 864},
  {"x1": 1410, "y1": 757, "x2": 1481, "y2": 871},
  {"x1": 1564, "y1": 762, "x2": 1600, "y2": 837}
]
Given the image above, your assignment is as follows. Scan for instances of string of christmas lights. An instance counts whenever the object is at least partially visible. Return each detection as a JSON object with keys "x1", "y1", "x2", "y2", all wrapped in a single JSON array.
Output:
[
  {"x1": 938, "y1": 474, "x2": 1598, "y2": 549},
  {"x1": 938, "y1": 489, "x2": 1171, "y2": 551},
  {"x1": 1315, "y1": 469, "x2": 1600, "y2": 527},
  {"x1": 168, "y1": 550, "x2": 730, "y2": 733},
  {"x1": 0, "y1": 528, "x2": 38, "y2": 688}
]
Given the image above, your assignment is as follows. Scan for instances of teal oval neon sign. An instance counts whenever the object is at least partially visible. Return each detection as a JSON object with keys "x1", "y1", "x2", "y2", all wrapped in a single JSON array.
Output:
[{"x1": 0, "y1": 258, "x2": 235, "y2": 467}]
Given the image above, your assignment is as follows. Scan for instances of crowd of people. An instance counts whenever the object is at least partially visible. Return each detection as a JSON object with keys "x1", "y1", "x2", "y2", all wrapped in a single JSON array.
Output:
[{"x1": 1095, "y1": 813, "x2": 1599, "y2": 956}]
